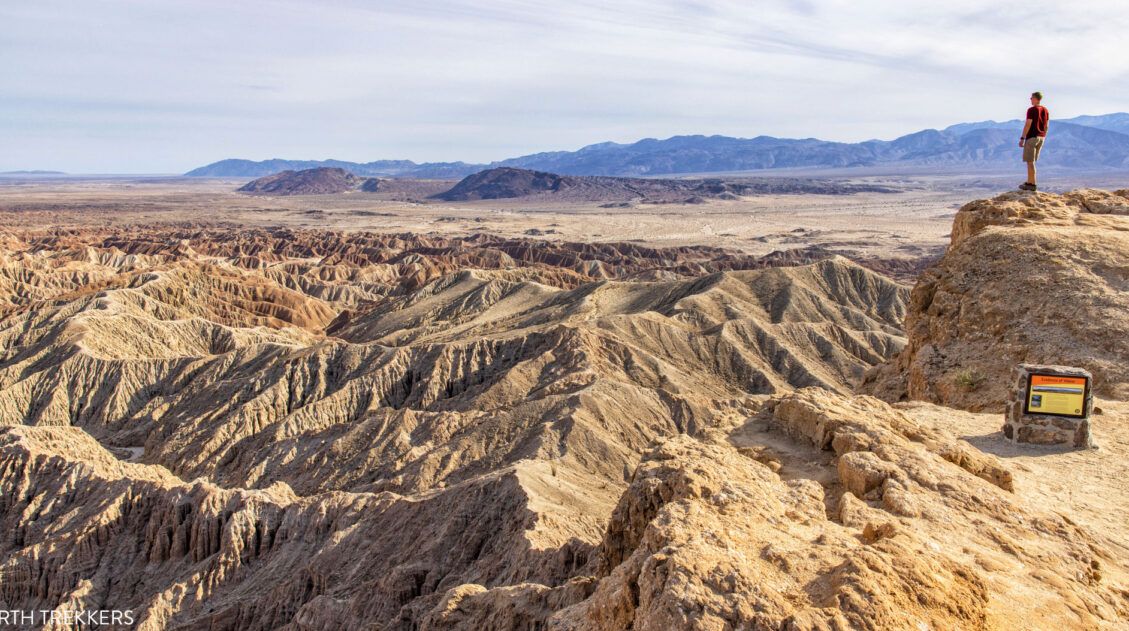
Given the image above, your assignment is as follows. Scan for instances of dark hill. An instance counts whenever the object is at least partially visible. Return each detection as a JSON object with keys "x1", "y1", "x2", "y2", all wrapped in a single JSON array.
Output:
[
  {"x1": 433, "y1": 167, "x2": 574, "y2": 200},
  {"x1": 237, "y1": 167, "x2": 360, "y2": 195}
]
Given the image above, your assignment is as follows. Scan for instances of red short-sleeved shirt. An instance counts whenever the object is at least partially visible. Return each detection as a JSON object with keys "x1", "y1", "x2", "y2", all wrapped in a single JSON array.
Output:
[{"x1": 1026, "y1": 106, "x2": 1049, "y2": 138}]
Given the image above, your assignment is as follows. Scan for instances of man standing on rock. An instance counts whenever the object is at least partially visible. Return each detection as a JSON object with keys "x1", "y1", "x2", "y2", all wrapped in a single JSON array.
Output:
[{"x1": 1020, "y1": 91, "x2": 1049, "y2": 191}]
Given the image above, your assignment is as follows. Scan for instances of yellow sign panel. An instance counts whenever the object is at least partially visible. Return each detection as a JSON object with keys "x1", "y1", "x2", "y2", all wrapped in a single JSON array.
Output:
[{"x1": 1026, "y1": 374, "x2": 1088, "y2": 418}]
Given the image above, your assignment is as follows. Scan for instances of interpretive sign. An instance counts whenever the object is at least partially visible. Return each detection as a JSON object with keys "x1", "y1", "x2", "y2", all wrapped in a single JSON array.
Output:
[
  {"x1": 1004, "y1": 364, "x2": 1093, "y2": 448},
  {"x1": 1024, "y1": 373, "x2": 1089, "y2": 418}
]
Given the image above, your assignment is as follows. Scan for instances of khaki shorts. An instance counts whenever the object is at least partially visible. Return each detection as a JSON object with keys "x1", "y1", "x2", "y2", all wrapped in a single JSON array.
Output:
[{"x1": 1024, "y1": 136, "x2": 1045, "y2": 162}]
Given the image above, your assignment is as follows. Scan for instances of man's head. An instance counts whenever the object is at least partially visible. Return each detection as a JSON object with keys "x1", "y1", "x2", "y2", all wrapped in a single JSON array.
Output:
[{"x1": 1031, "y1": 91, "x2": 1043, "y2": 105}]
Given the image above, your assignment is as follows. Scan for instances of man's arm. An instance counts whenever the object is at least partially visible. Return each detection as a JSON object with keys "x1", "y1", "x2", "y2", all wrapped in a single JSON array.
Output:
[{"x1": 1020, "y1": 119, "x2": 1032, "y2": 147}]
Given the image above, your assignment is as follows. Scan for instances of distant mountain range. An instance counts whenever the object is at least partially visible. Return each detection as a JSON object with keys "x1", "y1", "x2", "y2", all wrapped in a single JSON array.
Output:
[
  {"x1": 186, "y1": 113, "x2": 1129, "y2": 178},
  {"x1": 942, "y1": 112, "x2": 1129, "y2": 136}
]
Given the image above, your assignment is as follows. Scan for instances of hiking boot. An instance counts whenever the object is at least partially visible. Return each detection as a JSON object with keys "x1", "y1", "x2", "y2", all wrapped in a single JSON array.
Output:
[{"x1": 1019, "y1": 182, "x2": 1037, "y2": 191}]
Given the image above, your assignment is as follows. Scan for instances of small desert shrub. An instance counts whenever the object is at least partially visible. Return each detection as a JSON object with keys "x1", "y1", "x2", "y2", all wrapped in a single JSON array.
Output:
[{"x1": 954, "y1": 368, "x2": 985, "y2": 391}]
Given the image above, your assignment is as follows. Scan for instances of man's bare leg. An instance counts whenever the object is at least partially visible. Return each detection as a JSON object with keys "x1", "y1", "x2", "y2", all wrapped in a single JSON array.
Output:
[{"x1": 1026, "y1": 161, "x2": 1036, "y2": 186}]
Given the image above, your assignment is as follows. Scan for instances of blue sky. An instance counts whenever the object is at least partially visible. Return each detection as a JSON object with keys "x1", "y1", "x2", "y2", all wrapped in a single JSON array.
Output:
[{"x1": 3, "y1": 0, "x2": 1129, "y2": 173}]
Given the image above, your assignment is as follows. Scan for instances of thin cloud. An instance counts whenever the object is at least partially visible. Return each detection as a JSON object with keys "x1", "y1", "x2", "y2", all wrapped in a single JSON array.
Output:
[{"x1": 2, "y1": 0, "x2": 1127, "y2": 172}]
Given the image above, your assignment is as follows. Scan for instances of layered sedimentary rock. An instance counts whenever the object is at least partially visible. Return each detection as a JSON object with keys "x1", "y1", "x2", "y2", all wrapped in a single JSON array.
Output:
[
  {"x1": 0, "y1": 228, "x2": 907, "y2": 496},
  {"x1": 0, "y1": 426, "x2": 592, "y2": 630},
  {"x1": 0, "y1": 228, "x2": 911, "y2": 627},
  {"x1": 861, "y1": 189, "x2": 1129, "y2": 409}
]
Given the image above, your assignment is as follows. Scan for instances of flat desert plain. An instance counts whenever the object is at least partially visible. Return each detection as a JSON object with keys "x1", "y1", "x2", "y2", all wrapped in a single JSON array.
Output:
[{"x1": 0, "y1": 175, "x2": 966, "y2": 256}]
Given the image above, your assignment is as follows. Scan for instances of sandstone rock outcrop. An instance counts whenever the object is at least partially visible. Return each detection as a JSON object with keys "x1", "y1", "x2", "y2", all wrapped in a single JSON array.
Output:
[
  {"x1": 0, "y1": 425, "x2": 592, "y2": 630},
  {"x1": 861, "y1": 189, "x2": 1129, "y2": 409},
  {"x1": 424, "y1": 390, "x2": 1128, "y2": 630}
]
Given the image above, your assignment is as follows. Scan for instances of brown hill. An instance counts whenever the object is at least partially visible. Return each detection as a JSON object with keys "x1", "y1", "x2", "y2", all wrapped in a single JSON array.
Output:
[{"x1": 860, "y1": 189, "x2": 1129, "y2": 409}]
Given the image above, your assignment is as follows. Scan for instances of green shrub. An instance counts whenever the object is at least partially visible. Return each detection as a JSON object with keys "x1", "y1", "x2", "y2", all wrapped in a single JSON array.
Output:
[{"x1": 954, "y1": 368, "x2": 985, "y2": 391}]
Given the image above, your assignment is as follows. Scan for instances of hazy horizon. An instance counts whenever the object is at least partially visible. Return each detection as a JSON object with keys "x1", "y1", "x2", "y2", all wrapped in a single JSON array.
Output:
[{"x1": 5, "y1": 1, "x2": 1129, "y2": 173}]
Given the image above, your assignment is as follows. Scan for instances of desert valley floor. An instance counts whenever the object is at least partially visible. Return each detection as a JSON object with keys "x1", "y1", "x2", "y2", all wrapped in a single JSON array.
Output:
[
  {"x1": 1, "y1": 176, "x2": 1127, "y2": 630},
  {"x1": 0, "y1": 175, "x2": 994, "y2": 257}
]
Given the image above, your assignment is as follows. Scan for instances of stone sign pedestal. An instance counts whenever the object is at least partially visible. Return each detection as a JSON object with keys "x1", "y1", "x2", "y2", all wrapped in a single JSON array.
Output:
[{"x1": 1003, "y1": 364, "x2": 1093, "y2": 448}]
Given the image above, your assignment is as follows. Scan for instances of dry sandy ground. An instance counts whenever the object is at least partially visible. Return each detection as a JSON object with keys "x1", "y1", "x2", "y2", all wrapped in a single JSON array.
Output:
[{"x1": 905, "y1": 398, "x2": 1129, "y2": 555}]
